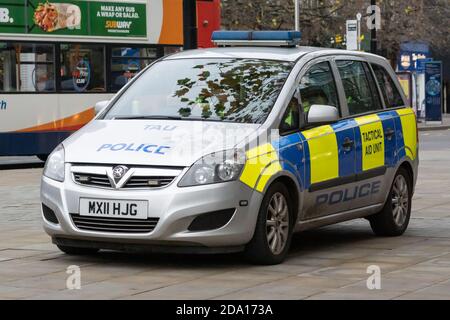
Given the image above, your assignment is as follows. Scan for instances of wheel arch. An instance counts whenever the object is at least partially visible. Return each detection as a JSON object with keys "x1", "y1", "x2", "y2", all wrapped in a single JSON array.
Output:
[
  {"x1": 261, "y1": 171, "x2": 302, "y2": 224},
  {"x1": 381, "y1": 159, "x2": 417, "y2": 206},
  {"x1": 398, "y1": 160, "x2": 415, "y2": 193}
]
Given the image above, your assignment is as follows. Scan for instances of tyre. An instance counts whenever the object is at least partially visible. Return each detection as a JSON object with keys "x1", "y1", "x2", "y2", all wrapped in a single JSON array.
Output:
[
  {"x1": 57, "y1": 245, "x2": 99, "y2": 255},
  {"x1": 369, "y1": 167, "x2": 412, "y2": 237},
  {"x1": 245, "y1": 182, "x2": 294, "y2": 265}
]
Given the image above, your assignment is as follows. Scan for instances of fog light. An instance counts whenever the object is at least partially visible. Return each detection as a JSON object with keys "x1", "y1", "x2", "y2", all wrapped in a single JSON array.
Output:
[
  {"x1": 188, "y1": 209, "x2": 235, "y2": 232},
  {"x1": 42, "y1": 204, "x2": 59, "y2": 224}
]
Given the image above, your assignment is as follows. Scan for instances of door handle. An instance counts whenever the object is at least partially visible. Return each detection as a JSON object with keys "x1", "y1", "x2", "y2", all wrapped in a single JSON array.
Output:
[
  {"x1": 385, "y1": 128, "x2": 395, "y2": 140},
  {"x1": 342, "y1": 137, "x2": 354, "y2": 152}
]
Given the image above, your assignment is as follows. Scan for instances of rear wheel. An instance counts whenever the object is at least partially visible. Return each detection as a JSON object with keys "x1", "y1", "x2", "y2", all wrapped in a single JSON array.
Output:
[
  {"x1": 244, "y1": 182, "x2": 294, "y2": 265},
  {"x1": 369, "y1": 167, "x2": 412, "y2": 236},
  {"x1": 57, "y1": 245, "x2": 99, "y2": 255}
]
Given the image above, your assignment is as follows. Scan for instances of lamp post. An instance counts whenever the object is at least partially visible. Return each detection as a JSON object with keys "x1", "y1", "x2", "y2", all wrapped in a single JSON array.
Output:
[
  {"x1": 183, "y1": 0, "x2": 198, "y2": 50},
  {"x1": 370, "y1": 0, "x2": 377, "y2": 54},
  {"x1": 294, "y1": 0, "x2": 300, "y2": 31}
]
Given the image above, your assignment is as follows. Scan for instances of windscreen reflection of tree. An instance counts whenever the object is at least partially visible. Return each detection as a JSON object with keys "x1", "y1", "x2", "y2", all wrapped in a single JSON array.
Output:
[{"x1": 172, "y1": 59, "x2": 292, "y2": 123}]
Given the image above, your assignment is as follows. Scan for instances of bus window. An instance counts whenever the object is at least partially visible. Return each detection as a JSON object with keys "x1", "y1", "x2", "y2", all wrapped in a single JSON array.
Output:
[
  {"x1": 110, "y1": 47, "x2": 157, "y2": 92},
  {"x1": 0, "y1": 42, "x2": 55, "y2": 92},
  {"x1": 60, "y1": 44, "x2": 106, "y2": 93}
]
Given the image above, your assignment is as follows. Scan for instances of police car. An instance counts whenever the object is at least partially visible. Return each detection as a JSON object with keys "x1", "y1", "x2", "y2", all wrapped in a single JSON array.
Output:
[{"x1": 41, "y1": 31, "x2": 418, "y2": 265}]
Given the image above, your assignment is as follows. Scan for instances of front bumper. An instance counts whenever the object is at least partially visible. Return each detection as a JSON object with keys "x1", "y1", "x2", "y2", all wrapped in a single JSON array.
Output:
[{"x1": 41, "y1": 164, "x2": 263, "y2": 250}]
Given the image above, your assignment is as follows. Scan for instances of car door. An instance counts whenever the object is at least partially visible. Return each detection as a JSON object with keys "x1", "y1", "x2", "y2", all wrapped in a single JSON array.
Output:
[
  {"x1": 371, "y1": 63, "x2": 408, "y2": 167},
  {"x1": 335, "y1": 59, "x2": 395, "y2": 210},
  {"x1": 371, "y1": 62, "x2": 417, "y2": 204},
  {"x1": 297, "y1": 61, "x2": 357, "y2": 220}
]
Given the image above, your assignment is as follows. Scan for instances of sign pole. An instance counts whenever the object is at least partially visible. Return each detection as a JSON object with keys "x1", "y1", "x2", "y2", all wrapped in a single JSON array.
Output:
[
  {"x1": 356, "y1": 13, "x2": 362, "y2": 51},
  {"x1": 294, "y1": 0, "x2": 300, "y2": 31}
]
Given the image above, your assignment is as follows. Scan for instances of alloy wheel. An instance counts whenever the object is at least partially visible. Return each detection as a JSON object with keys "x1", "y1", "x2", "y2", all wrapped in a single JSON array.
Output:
[
  {"x1": 266, "y1": 192, "x2": 289, "y2": 255},
  {"x1": 391, "y1": 175, "x2": 409, "y2": 227}
]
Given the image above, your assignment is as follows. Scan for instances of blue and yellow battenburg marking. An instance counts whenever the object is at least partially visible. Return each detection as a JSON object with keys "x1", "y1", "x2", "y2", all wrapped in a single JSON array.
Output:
[
  {"x1": 240, "y1": 107, "x2": 417, "y2": 193},
  {"x1": 377, "y1": 110, "x2": 398, "y2": 167},
  {"x1": 302, "y1": 125, "x2": 339, "y2": 184},
  {"x1": 355, "y1": 114, "x2": 385, "y2": 171},
  {"x1": 396, "y1": 108, "x2": 417, "y2": 160},
  {"x1": 331, "y1": 118, "x2": 357, "y2": 178}
]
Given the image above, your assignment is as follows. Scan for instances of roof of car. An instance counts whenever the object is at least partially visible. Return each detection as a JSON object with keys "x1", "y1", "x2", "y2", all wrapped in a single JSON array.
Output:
[{"x1": 163, "y1": 46, "x2": 382, "y2": 63}]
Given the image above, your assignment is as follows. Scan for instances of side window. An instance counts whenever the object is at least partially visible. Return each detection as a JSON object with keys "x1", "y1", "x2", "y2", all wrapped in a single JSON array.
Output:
[
  {"x1": 60, "y1": 44, "x2": 106, "y2": 92},
  {"x1": 336, "y1": 60, "x2": 382, "y2": 115},
  {"x1": 280, "y1": 95, "x2": 300, "y2": 134},
  {"x1": 372, "y1": 64, "x2": 405, "y2": 108},
  {"x1": 111, "y1": 47, "x2": 157, "y2": 92},
  {"x1": 299, "y1": 62, "x2": 339, "y2": 114},
  {"x1": 0, "y1": 42, "x2": 55, "y2": 92}
]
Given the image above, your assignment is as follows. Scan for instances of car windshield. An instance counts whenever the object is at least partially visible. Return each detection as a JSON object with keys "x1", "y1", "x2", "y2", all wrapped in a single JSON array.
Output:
[{"x1": 103, "y1": 58, "x2": 293, "y2": 124}]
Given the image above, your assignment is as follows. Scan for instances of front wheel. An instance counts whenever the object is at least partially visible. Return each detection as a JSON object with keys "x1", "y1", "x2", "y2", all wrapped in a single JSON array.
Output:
[
  {"x1": 244, "y1": 182, "x2": 294, "y2": 265},
  {"x1": 369, "y1": 167, "x2": 412, "y2": 236}
]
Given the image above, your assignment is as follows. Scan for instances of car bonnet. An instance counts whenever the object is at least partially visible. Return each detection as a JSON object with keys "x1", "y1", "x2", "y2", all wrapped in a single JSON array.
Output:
[{"x1": 63, "y1": 119, "x2": 260, "y2": 167}]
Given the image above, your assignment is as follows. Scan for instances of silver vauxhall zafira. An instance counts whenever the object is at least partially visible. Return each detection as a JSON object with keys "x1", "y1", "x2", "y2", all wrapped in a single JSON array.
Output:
[{"x1": 41, "y1": 31, "x2": 418, "y2": 265}]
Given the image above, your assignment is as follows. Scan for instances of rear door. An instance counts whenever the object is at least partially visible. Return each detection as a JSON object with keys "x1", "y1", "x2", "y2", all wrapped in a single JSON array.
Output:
[
  {"x1": 371, "y1": 63, "x2": 405, "y2": 170},
  {"x1": 371, "y1": 63, "x2": 418, "y2": 162},
  {"x1": 335, "y1": 59, "x2": 390, "y2": 210}
]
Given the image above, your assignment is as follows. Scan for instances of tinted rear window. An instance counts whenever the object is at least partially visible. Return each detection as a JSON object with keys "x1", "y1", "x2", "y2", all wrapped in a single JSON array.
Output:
[
  {"x1": 372, "y1": 64, "x2": 405, "y2": 108},
  {"x1": 336, "y1": 60, "x2": 382, "y2": 116}
]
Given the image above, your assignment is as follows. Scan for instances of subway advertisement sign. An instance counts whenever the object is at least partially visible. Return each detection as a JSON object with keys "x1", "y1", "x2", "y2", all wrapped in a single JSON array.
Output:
[{"x1": 0, "y1": 0, "x2": 147, "y2": 38}]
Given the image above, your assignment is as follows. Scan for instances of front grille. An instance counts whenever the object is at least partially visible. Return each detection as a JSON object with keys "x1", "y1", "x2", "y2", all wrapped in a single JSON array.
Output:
[
  {"x1": 73, "y1": 173, "x2": 176, "y2": 189},
  {"x1": 71, "y1": 214, "x2": 159, "y2": 233},
  {"x1": 74, "y1": 173, "x2": 110, "y2": 188},
  {"x1": 123, "y1": 176, "x2": 175, "y2": 188}
]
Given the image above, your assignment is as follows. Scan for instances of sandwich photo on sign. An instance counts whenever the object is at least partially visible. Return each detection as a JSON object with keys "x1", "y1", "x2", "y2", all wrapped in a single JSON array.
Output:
[{"x1": 34, "y1": 1, "x2": 81, "y2": 32}]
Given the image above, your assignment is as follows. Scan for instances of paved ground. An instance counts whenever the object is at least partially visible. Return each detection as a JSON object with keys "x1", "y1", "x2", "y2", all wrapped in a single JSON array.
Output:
[{"x1": 0, "y1": 130, "x2": 450, "y2": 300}]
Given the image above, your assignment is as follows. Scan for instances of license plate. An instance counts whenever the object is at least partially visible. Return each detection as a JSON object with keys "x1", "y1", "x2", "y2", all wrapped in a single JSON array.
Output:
[{"x1": 79, "y1": 198, "x2": 148, "y2": 220}]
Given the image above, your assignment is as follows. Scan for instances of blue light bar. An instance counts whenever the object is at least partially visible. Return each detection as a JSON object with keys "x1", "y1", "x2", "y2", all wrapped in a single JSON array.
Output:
[{"x1": 212, "y1": 30, "x2": 302, "y2": 47}]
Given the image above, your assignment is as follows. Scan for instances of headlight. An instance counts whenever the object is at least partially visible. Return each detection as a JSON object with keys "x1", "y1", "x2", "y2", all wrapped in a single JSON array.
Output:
[
  {"x1": 178, "y1": 149, "x2": 245, "y2": 187},
  {"x1": 43, "y1": 145, "x2": 65, "y2": 182}
]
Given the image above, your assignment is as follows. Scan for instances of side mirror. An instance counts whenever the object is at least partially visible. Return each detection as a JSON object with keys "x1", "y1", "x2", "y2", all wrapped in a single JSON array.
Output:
[
  {"x1": 307, "y1": 104, "x2": 339, "y2": 124},
  {"x1": 94, "y1": 100, "x2": 109, "y2": 115}
]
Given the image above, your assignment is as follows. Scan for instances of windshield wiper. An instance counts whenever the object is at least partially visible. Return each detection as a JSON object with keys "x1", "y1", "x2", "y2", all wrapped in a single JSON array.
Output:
[
  {"x1": 113, "y1": 115, "x2": 236, "y2": 123},
  {"x1": 187, "y1": 117, "x2": 235, "y2": 123},
  {"x1": 113, "y1": 115, "x2": 183, "y2": 120}
]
